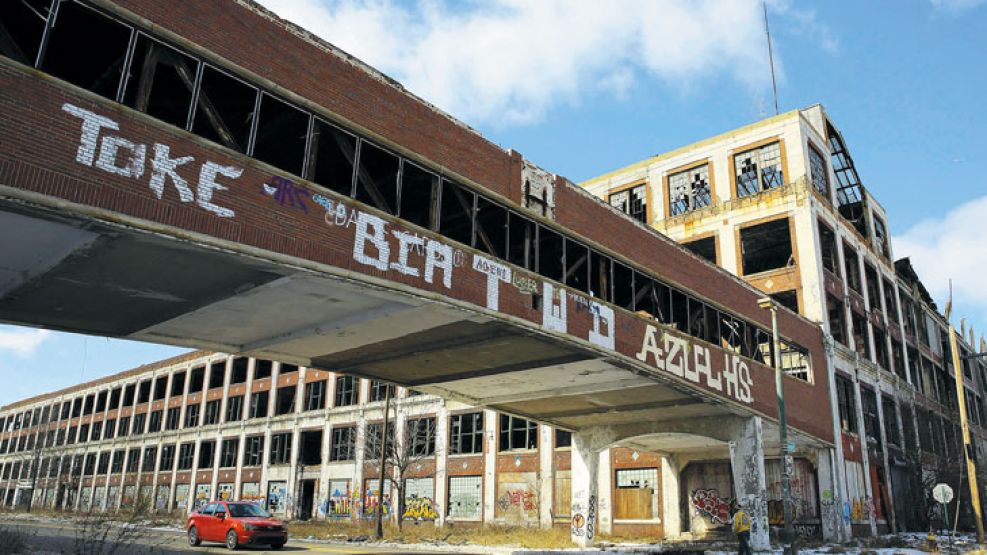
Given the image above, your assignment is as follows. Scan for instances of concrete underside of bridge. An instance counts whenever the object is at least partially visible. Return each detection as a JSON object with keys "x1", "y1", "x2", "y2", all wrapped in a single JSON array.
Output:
[{"x1": 0, "y1": 197, "x2": 785, "y2": 438}]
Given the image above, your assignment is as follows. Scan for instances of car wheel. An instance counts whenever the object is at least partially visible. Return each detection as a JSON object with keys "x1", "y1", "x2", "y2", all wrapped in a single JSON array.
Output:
[
  {"x1": 226, "y1": 529, "x2": 239, "y2": 551},
  {"x1": 270, "y1": 542, "x2": 284, "y2": 550},
  {"x1": 188, "y1": 526, "x2": 201, "y2": 547}
]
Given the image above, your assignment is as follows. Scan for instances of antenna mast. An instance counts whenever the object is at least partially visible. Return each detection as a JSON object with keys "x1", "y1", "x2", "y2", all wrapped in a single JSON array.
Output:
[{"x1": 763, "y1": 1, "x2": 780, "y2": 115}]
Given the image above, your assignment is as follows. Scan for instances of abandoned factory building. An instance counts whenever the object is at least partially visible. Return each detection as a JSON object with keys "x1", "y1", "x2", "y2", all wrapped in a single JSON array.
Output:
[{"x1": 0, "y1": 0, "x2": 983, "y2": 547}]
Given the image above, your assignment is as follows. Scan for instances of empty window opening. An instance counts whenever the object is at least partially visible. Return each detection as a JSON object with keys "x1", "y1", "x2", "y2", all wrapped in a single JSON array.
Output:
[
  {"x1": 682, "y1": 236, "x2": 716, "y2": 265},
  {"x1": 369, "y1": 380, "x2": 394, "y2": 403},
  {"x1": 406, "y1": 418, "x2": 436, "y2": 457},
  {"x1": 555, "y1": 430, "x2": 572, "y2": 448},
  {"x1": 843, "y1": 244, "x2": 861, "y2": 293},
  {"x1": 220, "y1": 438, "x2": 238, "y2": 468},
  {"x1": 166, "y1": 407, "x2": 180, "y2": 430},
  {"x1": 249, "y1": 391, "x2": 269, "y2": 419},
  {"x1": 307, "y1": 118, "x2": 357, "y2": 197},
  {"x1": 132, "y1": 412, "x2": 146, "y2": 434},
  {"x1": 828, "y1": 123, "x2": 869, "y2": 238},
  {"x1": 335, "y1": 376, "x2": 357, "y2": 406},
  {"x1": 198, "y1": 440, "x2": 216, "y2": 469},
  {"x1": 0, "y1": 0, "x2": 52, "y2": 65},
  {"x1": 108, "y1": 387, "x2": 121, "y2": 409},
  {"x1": 861, "y1": 388, "x2": 881, "y2": 449},
  {"x1": 873, "y1": 216, "x2": 890, "y2": 259},
  {"x1": 770, "y1": 290, "x2": 799, "y2": 314},
  {"x1": 365, "y1": 423, "x2": 394, "y2": 460},
  {"x1": 208, "y1": 361, "x2": 226, "y2": 389},
  {"x1": 537, "y1": 226, "x2": 564, "y2": 282},
  {"x1": 449, "y1": 413, "x2": 483, "y2": 455},
  {"x1": 279, "y1": 363, "x2": 299, "y2": 374},
  {"x1": 474, "y1": 196, "x2": 508, "y2": 258},
  {"x1": 226, "y1": 395, "x2": 243, "y2": 422},
  {"x1": 589, "y1": 250, "x2": 612, "y2": 302},
  {"x1": 399, "y1": 161, "x2": 438, "y2": 230},
  {"x1": 275, "y1": 386, "x2": 296, "y2": 415},
  {"x1": 243, "y1": 435, "x2": 264, "y2": 466},
  {"x1": 891, "y1": 339, "x2": 905, "y2": 379},
  {"x1": 506, "y1": 212, "x2": 536, "y2": 270},
  {"x1": 851, "y1": 310, "x2": 870, "y2": 358},
  {"x1": 835, "y1": 375, "x2": 857, "y2": 433},
  {"x1": 253, "y1": 360, "x2": 272, "y2": 380},
  {"x1": 808, "y1": 144, "x2": 830, "y2": 197},
  {"x1": 148, "y1": 410, "x2": 161, "y2": 432},
  {"x1": 170, "y1": 371, "x2": 186, "y2": 396},
  {"x1": 668, "y1": 165, "x2": 712, "y2": 216},
  {"x1": 354, "y1": 140, "x2": 399, "y2": 215},
  {"x1": 439, "y1": 179, "x2": 475, "y2": 246},
  {"x1": 735, "y1": 142, "x2": 784, "y2": 197},
  {"x1": 191, "y1": 65, "x2": 257, "y2": 152},
  {"x1": 873, "y1": 328, "x2": 889, "y2": 370},
  {"x1": 670, "y1": 289, "x2": 689, "y2": 332},
  {"x1": 498, "y1": 415, "x2": 537, "y2": 451},
  {"x1": 330, "y1": 427, "x2": 355, "y2": 461},
  {"x1": 818, "y1": 221, "x2": 838, "y2": 275},
  {"x1": 300, "y1": 430, "x2": 322, "y2": 465},
  {"x1": 608, "y1": 183, "x2": 647, "y2": 223},
  {"x1": 883, "y1": 279, "x2": 898, "y2": 323},
  {"x1": 137, "y1": 380, "x2": 151, "y2": 404},
  {"x1": 95, "y1": 391, "x2": 107, "y2": 412},
  {"x1": 40, "y1": 1, "x2": 131, "y2": 100},
  {"x1": 827, "y1": 295, "x2": 847, "y2": 345},
  {"x1": 613, "y1": 262, "x2": 634, "y2": 311},
  {"x1": 177, "y1": 443, "x2": 194, "y2": 470},
  {"x1": 740, "y1": 219, "x2": 793, "y2": 275},
  {"x1": 304, "y1": 380, "x2": 326, "y2": 411},
  {"x1": 564, "y1": 239, "x2": 589, "y2": 293},
  {"x1": 153, "y1": 375, "x2": 167, "y2": 400},
  {"x1": 252, "y1": 93, "x2": 309, "y2": 176},
  {"x1": 184, "y1": 404, "x2": 199, "y2": 428},
  {"x1": 633, "y1": 273, "x2": 670, "y2": 323},
  {"x1": 188, "y1": 366, "x2": 204, "y2": 393},
  {"x1": 123, "y1": 34, "x2": 198, "y2": 130},
  {"x1": 230, "y1": 357, "x2": 248, "y2": 384},
  {"x1": 864, "y1": 264, "x2": 881, "y2": 312},
  {"x1": 142, "y1": 447, "x2": 157, "y2": 472}
]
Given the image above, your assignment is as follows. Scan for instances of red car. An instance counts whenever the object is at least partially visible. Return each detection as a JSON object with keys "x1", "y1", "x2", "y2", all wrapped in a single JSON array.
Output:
[{"x1": 186, "y1": 501, "x2": 288, "y2": 550}]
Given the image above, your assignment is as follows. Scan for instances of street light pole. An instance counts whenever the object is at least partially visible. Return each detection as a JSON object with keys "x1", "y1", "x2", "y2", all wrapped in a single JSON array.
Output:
[{"x1": 760, "y1": 297, "x2": 795, "y2": 555}]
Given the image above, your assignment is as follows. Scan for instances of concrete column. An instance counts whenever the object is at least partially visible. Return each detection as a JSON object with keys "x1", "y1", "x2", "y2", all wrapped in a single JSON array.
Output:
[
  {"x1": 823, "y1": 338, "x2": 851, "y2": 542},
  {"x1": 728, "y1": 416, "x2": 769, "y2": 551},
  {"x1": 482, "y1": 409, "x2": 496, "y2": 524},
  {"x1": 597, "y1": 448, "x2": 613, "y2": 536},
  {"x1": 352, "y1": 413, "x2": 366, "y2": 522},
  {"x1": 816, "y1": 447, "x2": 845, "y2": 541},
  {"x1": 852, "y1": 372, "x2": 878, "y2": 535},
  {"x1": 873, "y1": 390, "x2": 897, "y2": 533},
  {"x1": 660, "y1": 455, "x2": 681, "y2": 538},
  {"x1": 569, "y1": 431, "x2": 600, "y2": 547},
  {"x1": 538, "y1": 425, "x2": 553, "y2": 529},
  {"x1": 434, "y1": 402, "x2": 448, "y2": 527}
]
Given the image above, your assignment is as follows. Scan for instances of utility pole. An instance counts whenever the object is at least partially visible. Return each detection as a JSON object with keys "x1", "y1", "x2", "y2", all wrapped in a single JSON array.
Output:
[
  {"x1": 759, "y1": 297, "x2": 795, "y2": 555},
  {"x1": 949, "y1": 324, "x2": 985, "y2": 545},
  {"x1": 762, "y1": 1, "x2": 780, "y2": 116},
  {"x1": 375, "y1": 385, "x2": 391, "y2": 540}
]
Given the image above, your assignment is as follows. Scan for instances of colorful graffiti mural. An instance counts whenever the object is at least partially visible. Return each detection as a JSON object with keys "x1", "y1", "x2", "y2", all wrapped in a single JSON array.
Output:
[
  {"x1": 240, "y1": 482, "x2": 264, "y2": 507},
  {"x1": 691, "y1": 488, "x2": 732, "y2": 524},
  {"x1": 498, "y1": 488, "x2": 536, "y2": 512},
  {"x1": 403, "y1": 495, "x2": 438, "y2": 520}
]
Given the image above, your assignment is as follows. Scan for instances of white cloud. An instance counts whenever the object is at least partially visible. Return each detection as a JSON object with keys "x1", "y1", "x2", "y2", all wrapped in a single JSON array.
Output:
[
  {"x1": 257, "y1": 0, "x2": 835, "y2": 126},
  {"x1": 0, "y1": 326, "x2": 51, "y2": 357},
  {"x1": 893, "y1": 195, "x2": 987, "y2": 328}
]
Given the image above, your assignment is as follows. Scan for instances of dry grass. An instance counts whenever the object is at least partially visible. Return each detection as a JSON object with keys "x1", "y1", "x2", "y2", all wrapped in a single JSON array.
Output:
[{"x1": 287, "y1": 519, "x2": 576, "y2": 548}]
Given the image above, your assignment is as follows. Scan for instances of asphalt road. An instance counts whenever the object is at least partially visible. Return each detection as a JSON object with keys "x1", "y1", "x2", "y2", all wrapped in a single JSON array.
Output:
[{"x1": 0, "y1": 520, "x2": 487, "y2": 554}]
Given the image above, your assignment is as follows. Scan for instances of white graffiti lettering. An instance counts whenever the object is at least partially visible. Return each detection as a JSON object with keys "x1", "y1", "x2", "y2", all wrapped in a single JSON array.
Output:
[
  {"x1": 350, "y1": 210, "x2": 454, "y2": 288},
  {"x1": 63, "y1": 103, "x2": 237, "y2": 218},
  {"x1": 472, "y1": 254, "x2": 512, "y2": 310},
  {"x1": 588, "y1": 302, "x2": 615, "y2": 350},
  {"x1": 542, "y1": 282, "x2": 567, "y2": 333},
  {"x1": 390, "y1": 231, "x2": 424, "y2": 277}
]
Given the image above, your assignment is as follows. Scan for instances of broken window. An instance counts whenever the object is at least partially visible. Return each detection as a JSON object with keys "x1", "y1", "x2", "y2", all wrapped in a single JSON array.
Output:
[
  {"x1": 873, "y1": 215, "x2": 890, "y2": 259},
  {"x1": 225, "y1": 395, "x2": 243, "y2": 422},
  {"x1": 122, "y1": 34, "x2": 198, "y2": 130},
  {"x1": 253, "y1": 360, "x2": 272, "y2": 380},
  {"x1": 770, "y1": 290, "x2": 799, "y2": 314},
  {"x1": 368, "y1": 380, "x2": 394, "y2": 403},
  {"x1": 304, "y1": 380, "x2": 326, "y2": 411},
  {"x1": 734, "y1": 142, "x2": 784, "y2": 197},
  {"x1": 126, "y1": 448, "x2": 141, "y2": 472},
  {"x1": 334, "y1": 375, "x2": 357, "y2": 406},
  {"x1": 836, "y1": 375, "x2": 857, "y2": 433},
  {"x1": 0, "y1": 0, "x2": 52, "y2": 66},
  {"x1": 406, "y1": 418, "x2": 436, "y2": 457},
  {"x1": 851, "y1": 310, "x2": 870, "y2": 358},
  {"x1": 142, "y1": 446, "x2": 157, "y2": 472},
  {"x1": 280, "y1": 363, "x2": 298, "y2": 374},
  {"x1": 97, "y1": 452, "x2": 110, "y2": 474},
  {"x1": 506, "y1": 212, "x2": 536, "y2": 270},
  {"x1": 71, "y1": 397, "x2": 82, "y2": 417},
  {"x1": 682, "y1": 236, "x2": 716, "y2": 264},
  {"x1": 720, "y1": 314, "x2": 752, "y2": 358},
  {"x1": 873, "y1": 328, "x2": 889, "y2": 369},
  {"x1": 117, "y1": 416, "x2": 130, "y2": 438},
  {"x1": 739, "y1": 218, "x2": 793, "y2": 275},
  {"x1": 243, "y1": 435, "x2": 264, "y2": 466},
  {"x1": 608, "y1": 183, "x2": 648, "y2": 223},
  {"x1": 166, "y1": 407, "x2": 180, "y2": 430},
  {"x1": 198, "y1": 440, "x2": 216, "y2": 469},
  {"x1": 354, "y1": 140, "x2": 399, "y2": 214},
  {"x1": 208, "y1": 361, "x2": 226, "y2": 389},
  {"x1": 300, "y1": 430, "x2": 322, "y2": 465},
  {"x1": 589, "y1": 250, "x2": 612, "y2": 302},
  {"x1": 365, "y1": 423, "x2": 393, "y2": 460},
  {"x1": 474, "y1": 196, "x2": 508, "y2": 258},
  {"x1": 883, "y1": 279, "x2": 898, "y2": 323},
  {"x1": 91, "y1": 421, "x2": 101, "y2": 441},
  {"x1": 843, "y1": 244, "x2": 861, "y2": 293},
  {"x1": 688, "y1": 299, "x2": 720, "y2": 346},
  {"x1": 252, "y1": 93, "x2": 309, "y2": 176},
  {"x1": 864, "y1": 264, "x2": 881, "y2": 313},
  {"x1": 177, "y1": 443, "x2": 194, "y2": 470},
  {"x1": 668, "y1": 165, "x2": 712, "y2": 216},
  {"x1": 170, "y1": 371, "x2": 186, "y2": 396},
  {"x1": 891, "y1": 339, "x2": 905, "y2": 379},
  {"x1": 158, "y1": 444, "x2": 174, "y2": 470},
  {"x1": 308, "y1": 118, "x2": 357, "y2": 196},
  {"x1": 808, "y1": 144, "x2": 830, "y2": 197},
  {"x1": 330, "y1": 427, "x2": 355, "y2": 461},
  {"x1": 231, "y1": 357, "x2": 248, "y2": 384},
  {"x1": 192, "y1": 65, "x2": 257, "y2": 153},
  {"x1": 148, "y1": 410, "x2": 161, "y2": 432},
  {"x1": 219, "y1": 438, "x2": 238, "y2": 468},
  {"x1": 449, "y1": 412, "x2": 483, "y2": 455},
  {"x1": 537, "y1": 226, "x2": 564, "y2": 282},
  {"x1": 95, "y1": 391, "x2": 107, "y2": 412},
  {"x1": 249, "y1": 391, "x2": 268, "y2": 419},
  {"x1": 188, "y1": 366, "x2": 204, "y2": 393},
  {"x1": 137, "y1": 380, "x2": 151, "y2": 404},
  {"x1": 153, "y1": 376, "x2": 167, "y2": 400},
  {"x1": 828, "y1": 124, "x2": 869, "y2": 238},
  {"x1": 564, "y1": 238, "x2": 589, "y2": 293},
  {"x1": 613, "y1": 262, "x2": 634, "y2": 310},
  {"x1": 827, "y1": 294, "x2": 847, "y2": 345},
  {"x1": 399, "y1": 161, "x2": 438, "y2": 230},
  {"x1": 881, "y1": 396, "x2": 900, "y2": 447},
  {"x1": 633, "y1": 273, "x2": 670, "y2": 323},
  {"x1": 82, "y1": 393, "x2": 94, "y2": 415},
  {"x1": 861, "y1": 388, "x2": 881, "y2": 448},
  {"x1": 498, "y1": 414, "x2": 537, "y2": 451},
  {"x1": 104, "y1": 418, "x2": 116, "y2": 439},
  {"x1": 203, "y1": 400, "x2": 220, "y2": 425},
  {"x1": 41, "y1": 1, "x2": 131, "y2": 100},
  {"x1": 439, "y1": 179, "x2": 475, "y2": 246},
  {"x1": 184, "y1": 404, "x2": 199, "y2": 428},
  {"x1": 670, "y1": 289, "x2": 689, "y2": 333},
  {"x1": 275, "y1": 386, "x2": 295, "y2": 415}
]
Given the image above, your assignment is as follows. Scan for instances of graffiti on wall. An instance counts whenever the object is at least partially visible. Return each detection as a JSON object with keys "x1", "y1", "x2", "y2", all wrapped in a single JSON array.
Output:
[
  {"x1": 326, "y1": 481, "x2": 352, "y2": 517},
  {"x1": 850, "y1": 497, "x2": 875, "y2": 522},
  {"x1": 267, "y1": 482, "x2": 287, "y2": 514},
  {"x1": 240, "y1": 482, "x2": 264, "y2": 507},
  {"x1": 217, "y1": 483, "x2": 234, "y2": 501},
  {"x1": 155, "y1": 484, "x2": 170, "y2": 511},
  {"x1": 498, "y1": 488, "x2": 536, "y2": 512},
  {"x1": 262, "y1": 176, "x2": 309, "y2": 213},
  {"x1": 194, "y1": 484, "x2": 211, "y2": 510},
  {"x1": 173, "y1": 484, "x2": 189, "y2": 510},
  {"x1": 586, "y1": 495, "x2": 597, "y2": 541},
  {"x1": 403, "y1": 495, "x2": 438, "y2": 521},
  {"x1": 691, "y1": 488, "x2": 732, "y2": 525}
]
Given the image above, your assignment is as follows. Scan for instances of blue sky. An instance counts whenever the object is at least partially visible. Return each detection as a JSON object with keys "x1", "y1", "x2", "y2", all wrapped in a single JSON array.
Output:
[{"x1": 2, "y1": 0, "x2": 986, "y2": 406}]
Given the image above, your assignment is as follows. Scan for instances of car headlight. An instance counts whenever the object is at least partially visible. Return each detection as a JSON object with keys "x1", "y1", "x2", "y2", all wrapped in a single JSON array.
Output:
[{"x1": 244, "y1": 523, "x2": 257, "y2": 531}]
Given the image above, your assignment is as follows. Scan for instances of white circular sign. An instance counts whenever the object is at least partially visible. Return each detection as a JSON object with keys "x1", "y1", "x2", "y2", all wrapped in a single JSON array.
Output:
[{"x1": 933, "y1": 483, "x2": 954, "y2": 504}]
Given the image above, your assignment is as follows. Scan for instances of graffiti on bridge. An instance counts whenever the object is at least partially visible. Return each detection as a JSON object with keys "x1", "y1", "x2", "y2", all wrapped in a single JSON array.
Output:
[{"x1": 691, "y1": 488, "x2": 732, "y2": 525}]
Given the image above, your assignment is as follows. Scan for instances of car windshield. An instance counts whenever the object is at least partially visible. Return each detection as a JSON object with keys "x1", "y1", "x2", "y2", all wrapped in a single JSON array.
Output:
[{"x1": 228, "y1": 503, "x2": 271, "y2": 517}]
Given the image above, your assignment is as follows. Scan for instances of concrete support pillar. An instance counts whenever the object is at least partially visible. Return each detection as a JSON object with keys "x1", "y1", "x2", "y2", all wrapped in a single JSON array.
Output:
[
  {"x1": 538, "y1": 425, "x2": 553, "y2": 529},
  {"x1": 852, "y1": 373, "x2": 878, "y2": 535},
  {"x1": 434, "y1": 402, "x2": 448, "y2": 527},
  {"x1": 570, "y1": 431, "x2": 600, "y2": 547},
  {"x1": 482, "y1": 409, "x2": 497, "y2": 524},
  {"x1": 873, "y1": 390, "x2": 896, "y2": 533},
  {"x1": 352, "y1": 414, "x2": 366, "y2": 522},
  {"x1": 816, "y1": 447, "x2": 847, "y2": 541},
  {"x1": 597, "y1": 449, "x2": 613, "y2": 536},
  {"x1": 729, "y1": 416, "x2": 769, "y2": 551},
  {"x1": 660, "y1": 455, "x2": 681, "y2": 538}
]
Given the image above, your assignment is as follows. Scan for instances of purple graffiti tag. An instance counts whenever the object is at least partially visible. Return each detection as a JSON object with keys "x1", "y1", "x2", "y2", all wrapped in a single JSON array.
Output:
[{"x1": 262, "y1": 176, "x2": 310, "y2": 213}]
